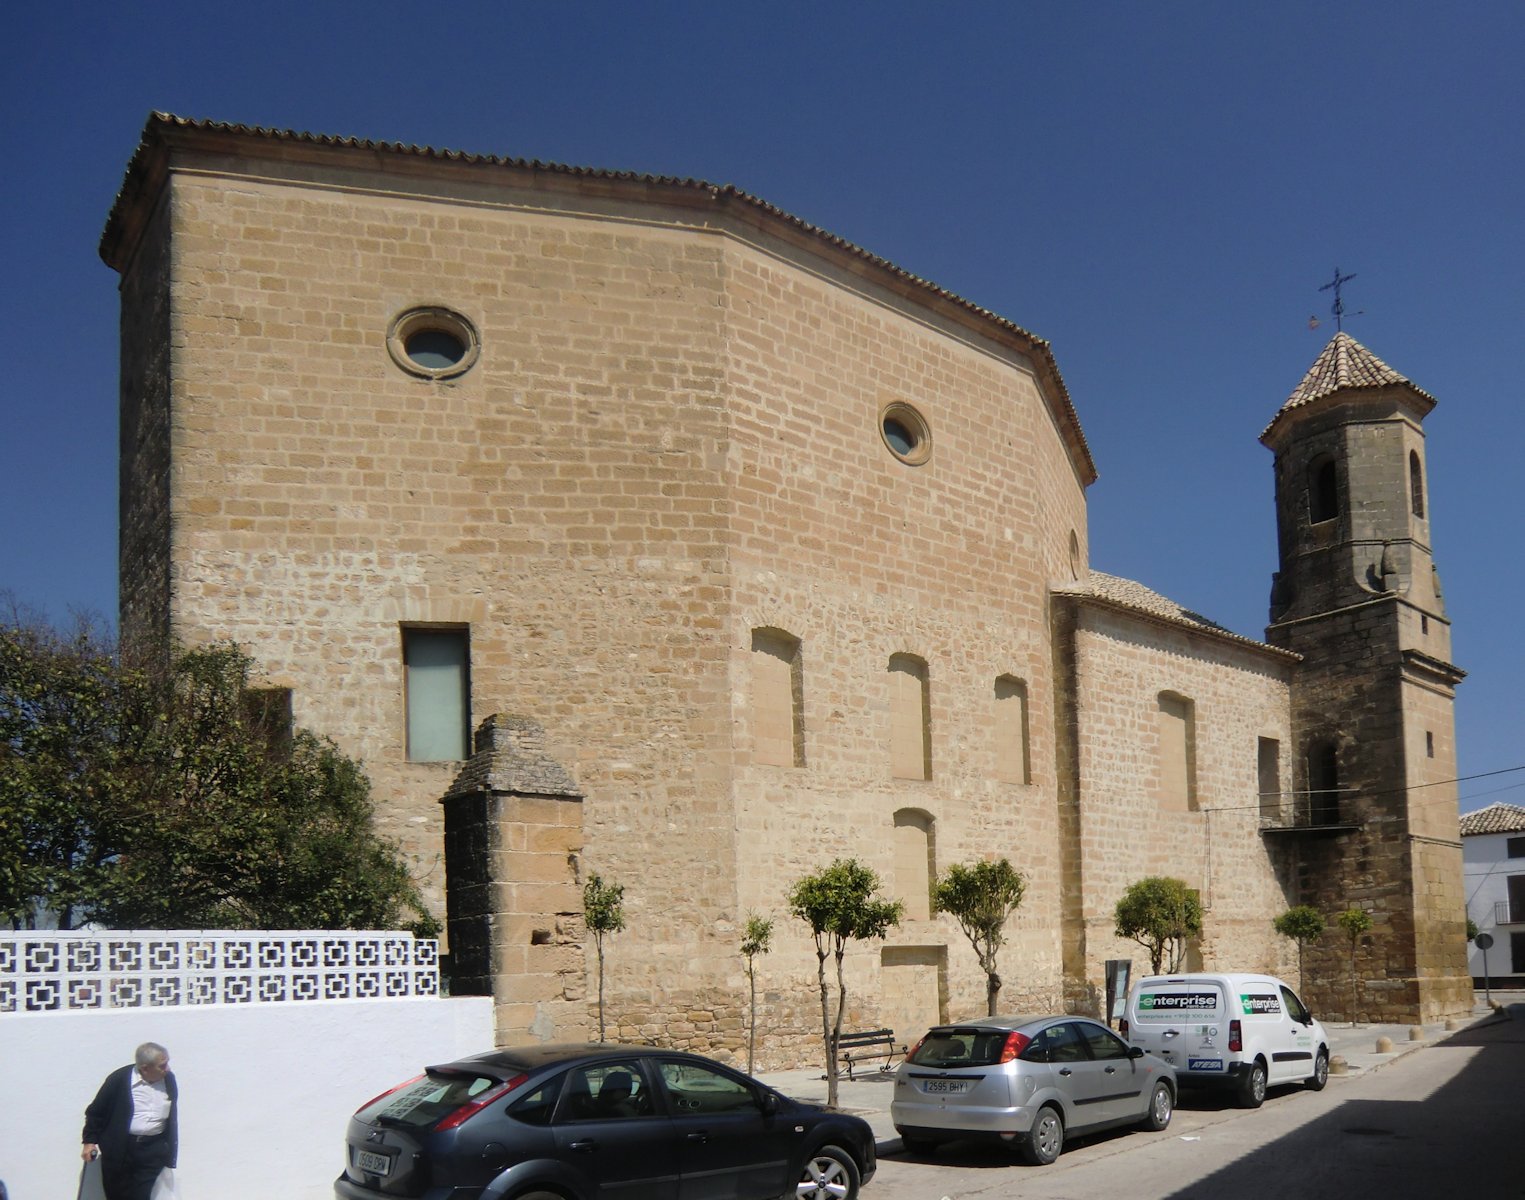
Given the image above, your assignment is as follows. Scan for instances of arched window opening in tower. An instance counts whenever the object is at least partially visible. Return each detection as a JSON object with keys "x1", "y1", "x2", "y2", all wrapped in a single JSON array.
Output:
[
  {"x1": 1308, "y1": 458, "x2": 1339, "y2": 524},
  {"x1": 1308, "y1": 741, "x2": 1341, "y2": 825}
]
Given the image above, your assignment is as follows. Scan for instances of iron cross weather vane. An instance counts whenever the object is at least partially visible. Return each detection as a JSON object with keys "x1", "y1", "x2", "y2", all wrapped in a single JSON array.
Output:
[{"x1": 1316, "y1": 267, "x2": 1358, "y2": 332}]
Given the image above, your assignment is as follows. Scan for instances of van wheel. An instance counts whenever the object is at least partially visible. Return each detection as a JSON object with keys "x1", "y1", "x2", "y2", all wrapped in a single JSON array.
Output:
[
  {"x1": 1306, "y1": 1048, "x2": 1329, "y2": 1091},
  {"x1": 1020, "y1": 1106, "x2": 1064, "y2": 1165},
  {"x1": 1141, "y1": 1080, "x2": 1173, "y2": 1131},
  {"x1": 1237, "y1": 1060, "x2": 1267, "y2": 1109}
]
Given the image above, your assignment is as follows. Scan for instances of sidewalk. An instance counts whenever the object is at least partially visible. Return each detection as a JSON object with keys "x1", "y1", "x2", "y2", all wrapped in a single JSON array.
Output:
[{"x1": 755, "y1": 994, "x2": 1524, "y2": 1144}]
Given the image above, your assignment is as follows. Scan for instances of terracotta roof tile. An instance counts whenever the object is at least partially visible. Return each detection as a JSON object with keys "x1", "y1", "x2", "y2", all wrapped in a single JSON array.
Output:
[
  {"x1": 1055, "y1": 571, "x2": 1298, "y2": 660},
  {"x1": 1260, "y1": 332, "x2": 1434, "y2": 443},
  {"x1": 1459, "y1": 802, "x2": 1525, "y2": 837}
]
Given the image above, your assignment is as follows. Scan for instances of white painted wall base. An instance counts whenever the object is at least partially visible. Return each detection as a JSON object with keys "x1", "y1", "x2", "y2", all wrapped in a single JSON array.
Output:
[{"x1": 0, "y1": 996, "x2": 494, "y2": 1200}]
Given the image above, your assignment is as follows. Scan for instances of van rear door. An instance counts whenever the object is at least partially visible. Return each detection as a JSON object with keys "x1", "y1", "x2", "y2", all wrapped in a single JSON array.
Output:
[{"x1": 1130, "y1": 980, "x2": 1228, "y2": 1077}]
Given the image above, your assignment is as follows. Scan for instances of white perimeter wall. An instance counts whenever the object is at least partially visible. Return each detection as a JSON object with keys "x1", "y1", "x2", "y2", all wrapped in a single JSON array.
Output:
[{"x1": 0, "y1": 996, "x2": 493, "y2": 1200}]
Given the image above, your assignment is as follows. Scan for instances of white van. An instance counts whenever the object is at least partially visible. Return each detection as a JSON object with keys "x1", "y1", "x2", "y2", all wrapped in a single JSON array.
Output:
[{"x1": 1120, "y1": 972, "x2": 1330, "y2": 1108}]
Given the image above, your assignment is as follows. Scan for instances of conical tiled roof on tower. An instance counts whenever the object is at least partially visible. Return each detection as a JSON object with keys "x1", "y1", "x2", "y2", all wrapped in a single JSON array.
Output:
[{"x1": 1260, "y1": 331, "x2": 1435, "y2": 445}]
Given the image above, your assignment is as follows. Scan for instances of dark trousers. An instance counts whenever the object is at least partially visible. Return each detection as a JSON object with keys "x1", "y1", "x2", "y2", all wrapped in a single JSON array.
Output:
[{"x1": 102, "y1": 1134, "x2": 171, "y2": 1200}]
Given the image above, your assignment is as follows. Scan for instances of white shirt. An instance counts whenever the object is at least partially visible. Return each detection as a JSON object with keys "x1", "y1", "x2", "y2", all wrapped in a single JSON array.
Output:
[{"x1": 128, "y1": 1067, "x2": 171, "y2": 1136}]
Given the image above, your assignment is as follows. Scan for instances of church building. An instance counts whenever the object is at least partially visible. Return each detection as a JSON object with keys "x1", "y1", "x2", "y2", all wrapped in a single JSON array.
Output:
[{"x1": 100, "y1": 114, "x2": 1472, "y2": 1062}]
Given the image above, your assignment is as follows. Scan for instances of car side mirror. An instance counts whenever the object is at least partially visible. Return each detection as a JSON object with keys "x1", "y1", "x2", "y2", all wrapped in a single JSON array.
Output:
[
  {"x1": 761, "y1": 1090, "x2": 780, "y2": 1116},
  {"x1": 1129, "y1": 1045, "x2": 1145, "y2": 1059}
]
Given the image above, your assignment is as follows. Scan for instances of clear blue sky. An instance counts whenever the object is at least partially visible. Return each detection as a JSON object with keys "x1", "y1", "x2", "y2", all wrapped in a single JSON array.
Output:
[{"x1": 3, "y1": 1, "x2": 1520, "y2": 810}]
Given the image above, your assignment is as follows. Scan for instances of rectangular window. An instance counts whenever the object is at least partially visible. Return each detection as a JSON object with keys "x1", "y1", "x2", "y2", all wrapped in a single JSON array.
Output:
[
  {"x1": 1507, "y1": 836, "x2": 1525, "y2": 860},
  {"x1": 1513, "y1": 931, "x2": 1525, "y2": 975},
  {"x1": 893, "y1": 809, "x2": 933, "y2": 921},
  {"x1": 1426, "y1": 731, "x2": 1435, "y2": 758},
  {"x1": 889, "y1": 655, "x2": 931, "y2": 781},
  {"x1": 1156, "y1": 693, "x2": 1197, "y2": 812},
  {"x1": 403, "y1": 627, "x2": 470, "y2": 762},
  {"x1": 1258, "y1": 737, "x2": 1281, "y2": 824},
  {"x1": 750, "y1": 629, "x2": 803, "y2": 767},
  {"x1": 243, "y1": 686, "x2": 294, "y2": 757},
  {"x1": 1510, "y1": 875, "x2": 1525, "y2": 924},
  {"x1": 995, "y1": 676, "x2": 1032, "y2": 784}
]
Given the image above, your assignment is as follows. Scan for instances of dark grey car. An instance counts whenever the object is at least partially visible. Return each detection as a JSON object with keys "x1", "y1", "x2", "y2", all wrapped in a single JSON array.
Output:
[
  {"x1": 891, "y1": 1015, "x2": 1175, "y2": 1165},
  {"x1": 335, "y1": 1043, "x2": 876, "y2": 1200}
]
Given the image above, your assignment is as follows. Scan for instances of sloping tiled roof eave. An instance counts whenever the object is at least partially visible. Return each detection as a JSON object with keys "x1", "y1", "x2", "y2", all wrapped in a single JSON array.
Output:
[
  {"x1": 1259, "y1": 332, "x2": 1436, "y2": 446},
  {"x1": 1459, "y1": 803, "x2": 1525, "y2": 837},
  {"x1": 100, "y1": 113, "x2": 1098, "y2": 485},
  {"x1": 1054, "y1": 573, "x2": 1301, "y2": 664}
]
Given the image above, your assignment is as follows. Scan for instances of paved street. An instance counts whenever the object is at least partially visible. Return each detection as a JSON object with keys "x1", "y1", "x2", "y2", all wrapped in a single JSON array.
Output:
[{"x1": 823, "y1": 1007, "x2": 1525, "y2": 1200}]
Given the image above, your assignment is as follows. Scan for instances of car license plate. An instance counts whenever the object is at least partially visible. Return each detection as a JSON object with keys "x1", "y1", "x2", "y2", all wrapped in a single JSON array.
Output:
[
  {"x1": 357, "y1": 1149, "x2": 391, "y2": 1176},
  {"x1": 923, "y1": 1079, "x2": 969, "y2": 1094}
]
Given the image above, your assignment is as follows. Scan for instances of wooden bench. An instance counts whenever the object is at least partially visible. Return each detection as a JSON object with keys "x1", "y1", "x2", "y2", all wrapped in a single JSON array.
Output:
[{"x1": 836, "y1": 1029, "x2": 906, "y2": 1079}]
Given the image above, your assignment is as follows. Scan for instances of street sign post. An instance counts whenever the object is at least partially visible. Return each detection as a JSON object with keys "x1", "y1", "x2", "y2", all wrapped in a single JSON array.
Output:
[{"x1": 1475, "y1": 931, "x2": 1494, "y2": 1006}]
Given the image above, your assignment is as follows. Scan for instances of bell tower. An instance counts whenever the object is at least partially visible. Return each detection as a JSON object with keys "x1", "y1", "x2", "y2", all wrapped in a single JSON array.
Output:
[{"x1": 1260, "y1": 332, "x2": 1471, "y2": 1022}]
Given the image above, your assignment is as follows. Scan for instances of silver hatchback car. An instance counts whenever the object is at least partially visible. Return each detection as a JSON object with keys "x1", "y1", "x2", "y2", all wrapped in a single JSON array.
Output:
[{"x1": 891, "y1": 1015, "x2": 1176, "y2": 1165}]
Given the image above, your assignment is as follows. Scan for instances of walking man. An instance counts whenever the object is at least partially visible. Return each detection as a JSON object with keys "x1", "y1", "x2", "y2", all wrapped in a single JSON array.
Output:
[{"x1": 81, "y1": 1042, "x2": 178, "y2": 1200}]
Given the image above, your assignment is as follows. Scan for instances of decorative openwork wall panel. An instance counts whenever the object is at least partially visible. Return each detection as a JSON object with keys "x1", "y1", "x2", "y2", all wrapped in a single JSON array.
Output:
[{"x1": 0, "y1": 932, "x2": 438, "y2": 1013}]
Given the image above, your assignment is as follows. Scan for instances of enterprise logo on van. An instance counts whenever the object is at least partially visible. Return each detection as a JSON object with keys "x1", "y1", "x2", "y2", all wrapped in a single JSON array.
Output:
[
  {"x1": 1240, "y1": 993, "x2": 1282, "y2": 1015},
  {"x1": 1138, "y1": 991, "x2": 1218, "y2": 1011}
]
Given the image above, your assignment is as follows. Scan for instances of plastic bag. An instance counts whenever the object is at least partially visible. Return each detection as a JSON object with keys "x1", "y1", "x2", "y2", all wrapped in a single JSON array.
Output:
[{"x1": 150, "y1": 1167, "x2": 180, "y2": 1200}]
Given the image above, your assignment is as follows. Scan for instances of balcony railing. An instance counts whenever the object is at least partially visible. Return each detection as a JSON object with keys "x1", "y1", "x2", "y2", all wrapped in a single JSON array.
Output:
[
  {"x1": 1259, "y1": 791, "x2": 1358, "y2": 833},
  {"x1": 1494, "y1": 901, "x2": 1525, "y2": 927}
]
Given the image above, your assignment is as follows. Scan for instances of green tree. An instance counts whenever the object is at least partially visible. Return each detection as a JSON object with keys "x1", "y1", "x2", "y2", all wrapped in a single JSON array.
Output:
[
  {"x1": 1114, "y1": 877, "x2": 1203, "y2": 975},
  {"x1": 583, "y1": 871, "x2": 627, "y2": 1042},
  {"x1": 788, "y1": 859, "x2": 903, "y2": 1108},
  {"x1": 740, "y1": 913, "x2": 774, "y2": 1074},
  {"x1": 2, "y1": 609, "x2": 435, "y2": 933},
  {"x1": 0, "y1": 605, "x2": 122, "y2": 929},
  {"x1": 1335, "y1": 906, "x2": 1373, "y2": 1026},
  {"x1": 1273, "y1": 905, "x2": 1327, "y2": 994},
  {"x1": 933, "y1": 857, "x2": 1027, "y2": 1016}
]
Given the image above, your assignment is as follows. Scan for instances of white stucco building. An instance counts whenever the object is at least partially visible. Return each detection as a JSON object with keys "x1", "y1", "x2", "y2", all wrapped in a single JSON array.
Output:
[{"x1": 1461, "y1": 803, "x2": 1525, "y2": 986}]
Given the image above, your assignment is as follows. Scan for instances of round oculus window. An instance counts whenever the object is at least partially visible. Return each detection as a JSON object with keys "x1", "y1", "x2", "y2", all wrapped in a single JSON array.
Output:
[
  {"x1": 387, "y1": 307, "x2": 480, "y2": 379},
  {"x1": 879, "y1": 402, "x2": 932, "y2": 465}
]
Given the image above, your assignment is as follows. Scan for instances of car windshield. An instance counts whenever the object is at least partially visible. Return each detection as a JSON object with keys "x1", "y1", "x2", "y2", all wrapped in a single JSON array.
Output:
[
  {"x1": 907, "y1": 1028, "x2": 1013, "y2": 1068},
  {"x1": 358, "y1": 1070, "x2": 502, "y2": 1129}
]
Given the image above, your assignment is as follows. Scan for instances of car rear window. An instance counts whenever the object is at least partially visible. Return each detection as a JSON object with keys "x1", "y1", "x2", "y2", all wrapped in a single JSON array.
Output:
[
  {"x1": 907, "y1": 1028, "x2": 1013, "y2": 1068},
  {"x1": 358, "y1": 1070, "x2": 503, "y2": 1129}
]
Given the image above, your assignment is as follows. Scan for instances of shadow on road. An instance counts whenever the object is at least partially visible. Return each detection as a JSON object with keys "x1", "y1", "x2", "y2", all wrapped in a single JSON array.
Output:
[
  {"x1": 1157, "y1": 1016, "x2": 1525, "y2": 1199},
  {"x1": 886, "y1": 1067, "x2": 1327, "y2": 1168}
]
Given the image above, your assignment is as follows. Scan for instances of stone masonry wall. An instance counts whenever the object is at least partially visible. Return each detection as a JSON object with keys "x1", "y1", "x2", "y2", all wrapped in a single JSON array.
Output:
[
  {"x1": 116, "y1": 189, "x2": 174, "y2": 649},
  {"x1": 1273, "y1": 601, "x2": 1470, "y2": 1022},
  {"x1": 130, "y1": 151, "x2": 1092, "y2": 1065},
  {"x1": 1064, "y1": 603, "x2": 1299, "y2": 1000},
  {"x1": 719, "y1": 235, "x2": 1086, "y2": 1043}
]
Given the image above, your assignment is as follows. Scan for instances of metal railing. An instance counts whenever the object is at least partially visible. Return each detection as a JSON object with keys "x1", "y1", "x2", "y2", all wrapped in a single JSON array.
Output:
[
  {"x1": 0, "y1": 930, "x2": 438, "y2": 1014},
  {"x1": 1494, "y1": 901, "x2": 1525, "y2": 927},
  {"x1": 1258, "y1": 791, "x2": 1352, "y2": 831}
]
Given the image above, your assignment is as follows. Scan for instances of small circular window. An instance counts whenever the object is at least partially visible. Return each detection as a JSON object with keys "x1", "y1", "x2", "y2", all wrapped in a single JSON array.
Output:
[
  {"x1": 879, "y1": 402, "x2": 932, "y2": 465},
  {"x1": 387, "y1": 307, "x2": 480, "y2": 380}
]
